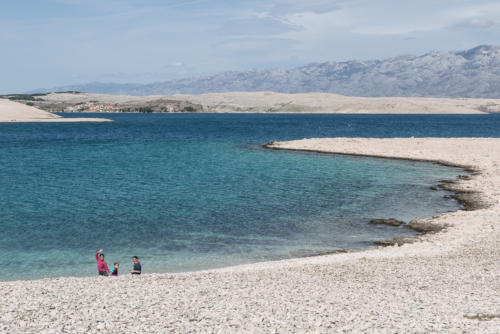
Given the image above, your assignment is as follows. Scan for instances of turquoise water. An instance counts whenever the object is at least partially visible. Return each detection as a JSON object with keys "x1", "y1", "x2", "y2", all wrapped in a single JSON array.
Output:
[{"x1": 1, "y1": 113, "x2": 499, "y2": 280}]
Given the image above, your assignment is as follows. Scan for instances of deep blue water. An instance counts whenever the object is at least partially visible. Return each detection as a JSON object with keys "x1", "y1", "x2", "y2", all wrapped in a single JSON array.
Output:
[{"x1": 1, "y1": 113, "x2": 499, "y2": 280}]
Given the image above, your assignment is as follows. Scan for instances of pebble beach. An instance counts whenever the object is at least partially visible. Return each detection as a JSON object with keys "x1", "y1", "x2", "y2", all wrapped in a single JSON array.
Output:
[{"x1": 1, "y1": 137, "x2": 499, "y2": 333}]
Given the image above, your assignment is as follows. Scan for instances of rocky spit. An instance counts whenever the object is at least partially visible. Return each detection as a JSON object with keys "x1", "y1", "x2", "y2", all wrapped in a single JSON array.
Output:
[
  {"x1": 1, "y1": 138, "x2": 499, "y2": 333},
  {"x1": 0, "y1": 99, "x2": 110, "y2": 122}
]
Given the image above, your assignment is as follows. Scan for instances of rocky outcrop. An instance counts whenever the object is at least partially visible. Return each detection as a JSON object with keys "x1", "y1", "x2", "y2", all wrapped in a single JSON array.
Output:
[
  {"x1": 438, "y1": 183, "x2": 489, "y2": 211},
  {"x1": 406, "y1": 218, "x2": 447, "y2": 233}
]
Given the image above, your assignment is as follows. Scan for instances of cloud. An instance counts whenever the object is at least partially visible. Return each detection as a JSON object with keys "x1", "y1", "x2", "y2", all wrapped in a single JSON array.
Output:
[
  {"x1": 455, "y1": 18, "x2": 500, "y2": 29},
  {"x1": 445, "y1": 2, "x2": 500, "y2": 30},
  {"x1": 168, "y1": 62, "x2": 185, "y2": 67},
  {"x1": 352, "y1": 23, "x2": 446, "y2": 36},
  {"x1": 218, "y1": 15, "x2": 302, "y2": 37},
  {"x1": 267, "y1": 0, "x2": 344, "y2": 15},
  {"x1": 275, "y1": 0, "x2": 500, "y2": 39}
]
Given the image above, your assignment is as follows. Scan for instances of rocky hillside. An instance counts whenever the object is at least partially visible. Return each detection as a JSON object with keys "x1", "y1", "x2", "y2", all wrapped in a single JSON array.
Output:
[{"x1": 36, "y1": 45, "x2": 500, "y2": 98}]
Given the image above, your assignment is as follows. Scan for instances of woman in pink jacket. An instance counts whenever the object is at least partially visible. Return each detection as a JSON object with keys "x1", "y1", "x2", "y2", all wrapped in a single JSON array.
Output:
[{"x1": 95, "y1": 249, "x2": 110, "y2": 276}]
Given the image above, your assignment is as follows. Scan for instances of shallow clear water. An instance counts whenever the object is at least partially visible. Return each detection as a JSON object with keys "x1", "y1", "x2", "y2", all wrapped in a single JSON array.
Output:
[{"x1": 1, "y1": 113, "x2": 499, "y2": 280}]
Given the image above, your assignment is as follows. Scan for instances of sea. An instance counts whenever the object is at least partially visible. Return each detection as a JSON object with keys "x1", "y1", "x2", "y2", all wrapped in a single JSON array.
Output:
[{"x1": 1, "y1": 113, "x2": 499, "y2": 281}]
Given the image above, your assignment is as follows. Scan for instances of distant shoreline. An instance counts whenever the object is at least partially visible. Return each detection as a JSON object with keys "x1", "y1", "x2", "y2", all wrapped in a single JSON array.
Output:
[{"x1": 7, "y1": 91, "x2": 500, "y2": 114}]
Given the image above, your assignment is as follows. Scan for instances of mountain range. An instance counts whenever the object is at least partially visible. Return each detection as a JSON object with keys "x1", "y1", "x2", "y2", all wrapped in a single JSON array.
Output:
[{"x1": 35, "y1": 45, "x2": 500, "y2": 98}]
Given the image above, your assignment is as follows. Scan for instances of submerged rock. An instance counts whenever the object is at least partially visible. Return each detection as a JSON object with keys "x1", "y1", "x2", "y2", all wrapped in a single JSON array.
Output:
[
  {"x1": 438, "y1": 179, "x2": 456, "y2": 184},
  {"x1": 374, "y1": 236, "x2": 418, "y2": 247},
  {"x1": 369, "y1": 218, "x2": 406, "y2": 227},
  {"x1": 263, "y1": 141, "x2": 277, "y2": 148}
]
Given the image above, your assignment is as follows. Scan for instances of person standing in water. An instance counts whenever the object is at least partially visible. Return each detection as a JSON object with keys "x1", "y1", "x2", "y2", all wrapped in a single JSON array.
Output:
[
  {"x1": 130, "y1": 256, "x2": 141, "y2": 275},
  {"x1": 95, "y1": 249, "x2": 110, "y2": 276}
]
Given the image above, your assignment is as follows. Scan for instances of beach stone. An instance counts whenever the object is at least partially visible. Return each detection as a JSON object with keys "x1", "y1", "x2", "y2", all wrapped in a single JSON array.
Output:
[
  {"x1": 407, "y1": 218, "x2": 446, "y2": 233},
  {"x1": 374, "y1": 236, "x2": 418, "y2": 246}
]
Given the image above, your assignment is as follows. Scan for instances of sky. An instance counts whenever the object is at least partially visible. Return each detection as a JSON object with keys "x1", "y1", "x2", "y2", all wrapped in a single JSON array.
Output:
[{"x1": 1, "y1": 0, "x2": 500, "y2": 93}]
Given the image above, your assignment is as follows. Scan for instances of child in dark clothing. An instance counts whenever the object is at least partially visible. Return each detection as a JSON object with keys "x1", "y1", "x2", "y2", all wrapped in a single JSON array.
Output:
[{"x1": 111, "y1": 262, "x2": 119, "y2": 276}]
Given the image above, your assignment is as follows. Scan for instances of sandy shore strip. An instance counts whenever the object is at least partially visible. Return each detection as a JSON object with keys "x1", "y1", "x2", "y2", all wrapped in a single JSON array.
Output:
[
  {"x1": 0, "y1": 98, "x2": 111, "y2": 122},
  {"x1": 1, "y1": 138, "x2": 499, "y2": 333}
]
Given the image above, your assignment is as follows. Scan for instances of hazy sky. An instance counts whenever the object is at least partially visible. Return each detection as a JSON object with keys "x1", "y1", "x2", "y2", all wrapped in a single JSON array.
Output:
[{"x1": 2, "y1": 0, "x2": 500, "y2": 93}]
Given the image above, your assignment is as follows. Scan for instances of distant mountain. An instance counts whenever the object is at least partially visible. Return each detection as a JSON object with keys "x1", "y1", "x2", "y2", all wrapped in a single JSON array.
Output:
[{"x1": 35, "y1": 45, "x2": 500, "y2": 98}]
